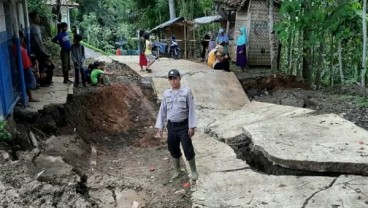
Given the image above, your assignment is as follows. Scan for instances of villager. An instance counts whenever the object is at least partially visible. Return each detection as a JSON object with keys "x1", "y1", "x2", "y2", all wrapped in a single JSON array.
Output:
[
  {"x1": 90, "y1": 62, "x2": 113, "y2": 86},
  {"x1": 17, "y1": 31, "x2": 38, "y2": 102},
  {"x1": 52, "y1": 22, "x2": 72, "y2": 84},
  {"x1": 216, "y1": 28, "x2": 229, "y2": 55},
  {"x1": 71, "y1": 34, "x2": 86, "y2": 87},
  {"x1": 207, "y1": 45, "x2": 224, "y2": 68},
  {"x1": 144, "y1": 33, "x2": 155, "y2": 73},
  {"x1": 155, "y1": 69, "x2": 198, "y2": 182},
  {"x1": 236, "y1": 27, "x2": 248, "y2": 71},
  {"x1": 139, "y1": 30, "x2": 147, "y2": 71},
  {"x1": 208, "y1": 32, "x2": 216, "y2": 52},
  {"x1": 213, "y1": 43, "x2": 230, "y2": 72},
  {"x1": 201, "y1": 33, "x2": 211, "y2": 62},
  {"x1": 29, "y1": 11, "x2": 53, "y2": 86}
]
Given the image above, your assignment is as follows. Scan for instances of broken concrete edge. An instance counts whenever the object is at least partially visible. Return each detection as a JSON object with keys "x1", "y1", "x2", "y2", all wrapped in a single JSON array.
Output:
[
  {"x1": 254, "y1": 143, "x2": 368, "y2": 176},
  {"x1": 205, "y1": 127, "x2": 368, "y2": 176}
]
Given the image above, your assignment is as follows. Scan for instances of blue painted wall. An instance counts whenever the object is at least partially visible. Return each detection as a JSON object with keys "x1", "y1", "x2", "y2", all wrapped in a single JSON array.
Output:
[{"x1": 0, "y1": 1, "x2": 19, "y2": 120}]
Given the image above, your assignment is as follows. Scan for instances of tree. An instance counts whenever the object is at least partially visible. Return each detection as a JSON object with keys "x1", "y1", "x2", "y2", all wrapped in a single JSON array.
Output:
[
  {"x1": 169, "y1": 0, "x2": 176, "y2": 20},
  {"x1": 362, "y1": 0, "x2": 367, "y2": 86}
]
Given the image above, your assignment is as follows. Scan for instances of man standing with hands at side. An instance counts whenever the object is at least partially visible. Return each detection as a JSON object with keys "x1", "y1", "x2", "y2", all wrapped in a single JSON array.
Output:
[{"x1": 155, "y1": 69, "x2": 198, "y2": 182}]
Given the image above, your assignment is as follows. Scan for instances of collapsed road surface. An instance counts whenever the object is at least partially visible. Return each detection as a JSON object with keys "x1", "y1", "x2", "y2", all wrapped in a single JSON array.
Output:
[
  {"x1": 1, "y1": 55, "x2": 367, "y2": 207},
  {"x1": 112, "y1": 55, "x2": 368, "y2": 208}
]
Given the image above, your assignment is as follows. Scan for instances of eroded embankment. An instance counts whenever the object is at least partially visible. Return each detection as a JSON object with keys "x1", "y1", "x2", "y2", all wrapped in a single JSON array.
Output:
[{"x1": 1, "y1": 65, "x2": 191, "y2": 207}]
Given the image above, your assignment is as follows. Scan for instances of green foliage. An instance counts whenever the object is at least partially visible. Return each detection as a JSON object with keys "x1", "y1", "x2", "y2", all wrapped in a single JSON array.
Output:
[
  {"x1": 337, "y1": 95, "x2": 368, "y2": 108},
  {"x1": 0, "y1": 121, "x2": 11, "y2": 141},
  {"x1": 74, "y1": 0, "x2": 214, "y2": 54},
  {"x1": 81, "y1": 41, "x2": 112, "y2": 55},
  {"x1": 27, "y1": 0, "x2": 52, "y2": 19},
  {"x1": 276, "y1": 0, "x2": 365, "y2": 86}
]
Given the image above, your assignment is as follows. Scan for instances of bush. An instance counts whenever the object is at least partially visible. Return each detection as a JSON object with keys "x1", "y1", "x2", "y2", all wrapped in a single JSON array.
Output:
[{"x1": 0, "y1": 121, "x2": 11, "y2": 141}]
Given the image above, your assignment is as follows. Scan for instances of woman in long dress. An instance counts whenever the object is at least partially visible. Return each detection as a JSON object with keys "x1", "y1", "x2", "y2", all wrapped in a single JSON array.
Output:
[
  {"x1": 236, "y1": 27, "x2": 248, "y2": 71},
  {"x1": 138, "y1": 30, "x2": 147, "y2": 70}
]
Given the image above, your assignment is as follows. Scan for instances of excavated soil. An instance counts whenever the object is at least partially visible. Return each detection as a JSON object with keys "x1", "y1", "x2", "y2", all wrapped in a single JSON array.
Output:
[{"x1": 0, "y1": 62, "x2": 192, "y2": 207}]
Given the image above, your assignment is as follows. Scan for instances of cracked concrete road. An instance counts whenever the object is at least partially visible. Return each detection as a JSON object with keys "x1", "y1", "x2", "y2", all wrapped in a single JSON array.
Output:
[{"x1": 113, "y1": 55, "x2": 368, "y2": 208}]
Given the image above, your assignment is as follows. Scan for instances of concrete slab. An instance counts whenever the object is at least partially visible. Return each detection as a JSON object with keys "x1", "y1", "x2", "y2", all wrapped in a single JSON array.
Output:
[
  {"x1": 110, "y1": 56, "x2": 368, "y2": 208},
  {"x1": 207, "y1": 101, "x2": 368, "y2": 174},
  {"x1": 110, "y1": 55, "x2": 211, "y2": 78},
  {"x1": 153, "y1": 71, "x2": 250, "y2": 111},
  {"x1": 26, "y1": 77, "x2": 73, "y2": 112},
  {"x1": 305, "y1": 175, "x2": 368, "y2": 208},
  {"x1": 193, "y1": 132, "x2": 249, "y2": 174}
]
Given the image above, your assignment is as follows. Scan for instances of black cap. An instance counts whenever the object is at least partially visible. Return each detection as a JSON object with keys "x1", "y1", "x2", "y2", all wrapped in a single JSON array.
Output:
[{"x1": 168, "y1": 69, "x2": 180, "y2": 78}]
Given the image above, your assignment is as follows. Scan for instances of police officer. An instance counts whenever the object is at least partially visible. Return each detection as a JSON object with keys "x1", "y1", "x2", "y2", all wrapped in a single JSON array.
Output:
[{"x1": 155, "y1": 69, "x2": 198, "y2": 181}]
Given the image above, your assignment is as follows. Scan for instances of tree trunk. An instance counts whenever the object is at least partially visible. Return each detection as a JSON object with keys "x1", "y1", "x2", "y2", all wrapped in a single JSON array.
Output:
[
  {"x1": 338, "y1": 39, "x2": 344, "y2": 82},
  {"x1": 287, "y1": 29, "x2": 293, "y2": 74},
  {"x1": 330, "y1": 34, "x2": 334, "y2": 87},
  {"x1": 56, "y1": 0, "x2": 61, "y2": 22},
  {"x1": 169, "y1": 0, "x2": 176, "y2": 20},
  {"x1": 296, "y1": 31, "x2": 303, "y2": 78},
  {"x1": 315, "y1": 34, "x2": 324, "y2": 90},
  {"x1": 268, "y1": 0, "x2": 276, "y2": 69},
  {"x1": 361, "y1": 0, "x2": 367, "y2": 86},
  {"x1": 302, "y1": 2, "x2": 312, "y2": 86},
  {"x1": 302, "y1": 31, "x2": 312, "y2": 85}
]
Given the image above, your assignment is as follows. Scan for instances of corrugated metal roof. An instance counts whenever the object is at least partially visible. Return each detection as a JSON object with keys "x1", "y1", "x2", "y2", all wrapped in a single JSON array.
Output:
[
  {"x1": 194, "y1": 15, "x2": 223, "y2": 25},
  {"x1": 150, "y1": 17, "x2": 185, "y2": 32}
]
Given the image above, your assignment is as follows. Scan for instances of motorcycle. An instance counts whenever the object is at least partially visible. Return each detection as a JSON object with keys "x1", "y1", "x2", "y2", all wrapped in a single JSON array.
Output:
[
  {"x1": 169, "y1": 38, "x2": 181, "y2": 59},
  {"x1": 152, "y1": 38, "x2": 182, "y2": 59}
]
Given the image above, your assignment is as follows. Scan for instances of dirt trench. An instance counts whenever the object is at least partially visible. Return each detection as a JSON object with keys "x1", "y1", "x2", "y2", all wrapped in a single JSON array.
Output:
[{"x1": 1, "y1": 63, "x2": 192, "y2": 208}]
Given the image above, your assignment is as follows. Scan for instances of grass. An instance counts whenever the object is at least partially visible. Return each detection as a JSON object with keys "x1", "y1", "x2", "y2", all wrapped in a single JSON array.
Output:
[
  {"x1": 81, "y1": 41, "x2": 112, "y2": 56},
  {"x1": 337, "y1": 95, "x2": 368, "y2": 108},
  {"x1": 0, "y1": 121, "x2": 11, "y2": 141}
]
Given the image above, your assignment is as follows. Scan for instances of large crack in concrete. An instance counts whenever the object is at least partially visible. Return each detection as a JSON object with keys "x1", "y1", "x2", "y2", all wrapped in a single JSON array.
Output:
[{"x1": 205, "y1": 128, "x2": 358, "y2": 177}]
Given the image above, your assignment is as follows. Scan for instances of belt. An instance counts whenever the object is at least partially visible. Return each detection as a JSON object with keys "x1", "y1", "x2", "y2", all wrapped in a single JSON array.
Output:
[{"x1": 167, "y1": 119, "x2": 188, "y2": 127}]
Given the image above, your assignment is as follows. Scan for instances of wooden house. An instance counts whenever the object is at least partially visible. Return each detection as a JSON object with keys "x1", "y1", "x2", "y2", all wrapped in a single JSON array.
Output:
[
  {"x1": 150, "y1": 17, "x2": 196, "y2": 58},
  {"x1": 214, "y1": 0, "x2": 281, "y2": 69}
]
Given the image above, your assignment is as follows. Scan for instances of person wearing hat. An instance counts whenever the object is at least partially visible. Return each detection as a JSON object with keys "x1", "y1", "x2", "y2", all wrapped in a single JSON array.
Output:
[{"x1": 155, "y1": 69, "x2": 198, "y2": 182}]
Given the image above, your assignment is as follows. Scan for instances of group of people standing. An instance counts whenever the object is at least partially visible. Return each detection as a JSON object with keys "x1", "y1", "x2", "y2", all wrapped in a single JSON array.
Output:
[
  {"x1": 138, "y1": 30, "x2": 156, "y2": 73},
  {"x1": 18, "y1": 11, "x2": 114, "y2": 103},
  {"x1": 204, "y1": 27, "x2": 248, "y2": 72},
  {"x1": 51, "y1": 20, "x2": 113, "y2": 87},
  {"x1": 15, "y1": 11, "x2": 56, "y2": 103}
]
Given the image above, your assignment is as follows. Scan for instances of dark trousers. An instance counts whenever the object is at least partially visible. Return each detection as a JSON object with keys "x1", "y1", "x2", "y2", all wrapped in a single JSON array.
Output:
[
  {"x1": 61, "y1": 50, "x2": 71, "y2": 82},
  {"x1": 167, "y1": 122, "x2": 195, "y2": 161},
  {"x1": 39, "y1": 65, "x2": 54, "y2": 85},
  {"x1": 74, "y1": 65, "x2": 86, "y2": 86},
  {"x1": 35, "y1": 53, "x2": 53, "y2": 85},
  {"x1": 214, "y1": 59, "x2": 230, "y2": 72}
]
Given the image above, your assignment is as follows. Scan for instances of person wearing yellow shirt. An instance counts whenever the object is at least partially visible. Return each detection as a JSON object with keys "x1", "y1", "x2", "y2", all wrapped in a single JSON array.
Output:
[{"x1": 207, "y1": 45, "x2": 224, "y2": 67}]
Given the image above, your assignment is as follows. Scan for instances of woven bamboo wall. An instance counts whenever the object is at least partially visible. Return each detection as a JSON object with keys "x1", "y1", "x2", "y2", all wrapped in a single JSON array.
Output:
[{"x1": 248, "y1": 0, "x2": 270, "y2": 66}]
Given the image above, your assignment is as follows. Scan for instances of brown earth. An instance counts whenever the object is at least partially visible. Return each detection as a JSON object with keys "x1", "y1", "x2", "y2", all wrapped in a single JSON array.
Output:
[{"x1": 0, "y1": 62, "x2": 192, "y2": 207}]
